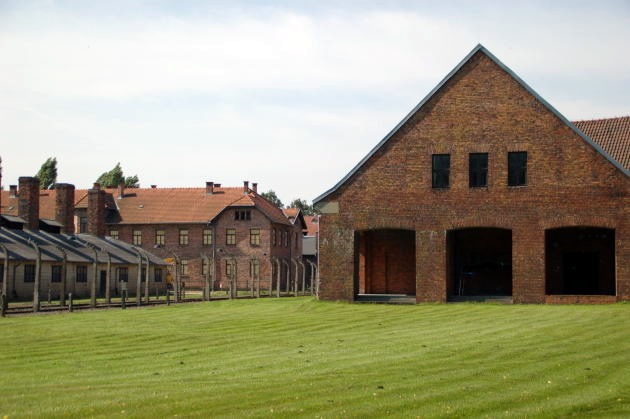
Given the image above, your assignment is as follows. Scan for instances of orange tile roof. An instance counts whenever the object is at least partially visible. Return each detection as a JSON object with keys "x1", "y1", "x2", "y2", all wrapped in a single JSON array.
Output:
[
  {"x1": 304, "y1": 215, "x2": 319, "y2": 236},
  {"x1": 1, "y1": 186, "x2": 292, "y2": 226},
  {"x1": 573, "y1": 116, "x2": 630, "y2": 170}
]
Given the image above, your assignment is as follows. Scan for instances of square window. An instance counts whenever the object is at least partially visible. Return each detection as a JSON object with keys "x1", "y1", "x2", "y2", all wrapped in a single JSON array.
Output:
[
  {"x1": 469, "y1": 153, "x2": 488, "y2": 187},
  {"x1": 432, "y1": 154, "x2": 450, "y2": 188},
  {"x1": 508, "y1": 151, "x2": 527, "y2": 186},
  {"x1": 109, "y1": 230, "x2": 119, "y2": 240}
]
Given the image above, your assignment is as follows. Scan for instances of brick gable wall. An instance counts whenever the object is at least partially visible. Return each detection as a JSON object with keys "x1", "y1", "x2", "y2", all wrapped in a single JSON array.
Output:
[{"x1": 318, "y1": 51, "x2": 629, "y2": 303}]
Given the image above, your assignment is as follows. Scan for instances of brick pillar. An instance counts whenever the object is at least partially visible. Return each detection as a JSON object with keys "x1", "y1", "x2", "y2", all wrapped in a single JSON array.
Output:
[
  {"x1": 87, "y1": 183, "x2": 106, "y2": 236},
  {"x1": 18, "y1": 176, "x2": 40, "y2": 230},
  {"x1": 616, "y1": 219, "x2": 630, "y2": 301},
  {"x1": 416, "y1": 229, "x2": 447, "y2": 303},
  {"x1": 317, "y1": 215, "x2": 355, "y2": 302},
  {"x1": 54, "y1": 183, "x2": 75, "y2": 234},
  {"x1": 512, "y1": 225, "x2": 545, "y2": 303}
]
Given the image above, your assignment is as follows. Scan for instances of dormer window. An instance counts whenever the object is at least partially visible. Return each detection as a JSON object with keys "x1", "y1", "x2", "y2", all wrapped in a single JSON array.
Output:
[{"x1": 235, "y1": 210, "x2": 251, "y2": 221}]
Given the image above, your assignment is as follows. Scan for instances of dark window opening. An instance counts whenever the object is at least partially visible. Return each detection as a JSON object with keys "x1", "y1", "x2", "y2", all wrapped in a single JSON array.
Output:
[
  {"x1": 154, "y1": 268, "x2": 163, "y2": 282},
  {"x1": 118, "y1": 267, "x2": 128, "y2": 282},
  {"x1": 235, "y1": 210, "x2": 251, "y2": 221},
  {"x1": 24, "y1": 264, "x2": 36, "y2": 283},
  {"x1": 141, "y1": 267, "x2": 147, "y2": 282},
  {"x1": 469, "y1": 153, "x2": 488, "y2": 187},
  {"x1": 79, "y1": 217, "x2": 88, "y2": 233},
  {"x1": 76, "y1": 265, "x2": 88, "y2": 283},
  {"x1": 432, "y1": 154, "x2": 450, "y2": 188},
  {"x1": 508, "y1": 151, "x2": 527, "y2": 186},
  {"x1": 51, "y1": 265, "x2": 62, "y2": 283}
]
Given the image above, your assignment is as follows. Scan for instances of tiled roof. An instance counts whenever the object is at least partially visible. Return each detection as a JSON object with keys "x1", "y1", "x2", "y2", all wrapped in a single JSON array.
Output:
[
  {"x1": 573, "y1": 116, "x2": 630, "y2": 171},
  {"x1": 304, "y1": 215, "x2": 319, "y2": 237},
  {"x1": 1, "y1": 186, "x2": 292, "y2": 226}
]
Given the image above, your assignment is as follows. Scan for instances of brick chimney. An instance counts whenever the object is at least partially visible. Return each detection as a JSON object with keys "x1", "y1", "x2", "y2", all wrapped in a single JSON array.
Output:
[
  {"x1": 54, "y1": 183, "x2": 75, "y2": 234},
  {"x1": 117, "y1": 182, "x2": 125, "y2": 200},
  {"x1": 87, "y1": 183, "x2": 106, "y2": 236},
  {"x1": 18, "y1": 177, "x2": 40, "y2": 230},
  {"x1": 206, "y1": 181, "x2": 214, "y2": 195},
  {"x1": 252, "y1": 182, "x2": 258, "y2": 194},
  {"x1": 243, "y1": 181, "x2": 249, "y2": 194},
  {"x1": 9, "y1": 185, "x2": 17, "y2": 198}
]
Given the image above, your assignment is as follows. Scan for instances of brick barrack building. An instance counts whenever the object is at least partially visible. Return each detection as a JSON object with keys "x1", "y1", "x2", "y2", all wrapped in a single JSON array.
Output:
[
  {"x1": 2, "y1": 180, "x2": 306, "y2": 294},
  {"x1": 314, "y1": 44, "x2": 629, "y2": 304}
]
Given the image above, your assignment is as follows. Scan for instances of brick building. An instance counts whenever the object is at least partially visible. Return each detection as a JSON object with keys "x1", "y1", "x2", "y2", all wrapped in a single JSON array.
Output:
[
  {"x1": 314, "y1": 44, "x2": 629, "y2": 304},
  {"x1": 2, "y1": 180, "x2": 306, "y2": 294}
]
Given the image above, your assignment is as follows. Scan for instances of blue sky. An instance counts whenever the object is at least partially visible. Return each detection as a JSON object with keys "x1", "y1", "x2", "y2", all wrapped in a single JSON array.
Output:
[{"x1": 1, "y1": 0, "x2": 629, "y2": 204}]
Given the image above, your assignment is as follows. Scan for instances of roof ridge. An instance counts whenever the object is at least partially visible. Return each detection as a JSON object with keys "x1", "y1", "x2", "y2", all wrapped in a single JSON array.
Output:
[{"x1": 573, "y1": 116, "x2": 630, "y2": 123}]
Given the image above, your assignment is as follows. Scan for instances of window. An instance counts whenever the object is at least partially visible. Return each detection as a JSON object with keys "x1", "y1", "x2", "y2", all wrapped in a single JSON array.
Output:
[
  {"x1": 155, "y1": 230, "x2": 165, "y2": 246},
  {"x1": 179, "y1": 229, "x2": 189, "y2": 245},
  {"x1": 76, "y1": 265, "x2": 87, "y2": 283},
  {"x1": 24, "y1": 264, "x2": 36, "y2": 283},
  {"x1": 250, "y1": 259, "x2": 260, "y2": 278},
  {"x1": 118, "y1": 267, "x2": 128, "y2": 282},
  {"x1": 79, "y1": 217, "x2": 88, "y2": 233},
  {"x1": 250, "y1": 228, "x2": 260, "y2": 246},
  {"x1": 133, "y1": 230, "x2": 142, "y2": 245},
  {"x1": 154, "y1": 268, "x2": 163, "y2": 283},
  {"x1": 469, "y1": 153, "x2": 488, "y2": 187},
  {"x1": 284, "y1": 231, "x2": 288, "y2": 247},
  {"x1": 235, "y1": 210, "x2": 251, "y2": 221},
  {"x1": 508, "y1": 151, "x2": 527, "y2": 186},
  {"x1": 272, "y1": 228, "x2": 276, "y2": 246},
  {"x1": 226, "y1": 260, "x2": 236, "y2": 278},
  {"x1": 432, "y1": 154, "x2": 450, "y2": 188},
  {"x1": 51, "y1": 265, "x2": 62, "y2": 283},
  {"x1": 203, "y1": 229, "x2": 212, "y2": 245},
  {"x1": 202, "y1": 258, "x2": 209, "y2": 276},
  {"x1": 109, "y1": 230, "x2": 119, "y2": 240},
  {"x1": 226, "y1": 228, "x2": 236, "y2": 245},
  {"x1": 141, "y1": 267, "x2": 147, "y2": 282},
  {"x1": 180, "y1": 259, "x2": 189, "y2": 276}
]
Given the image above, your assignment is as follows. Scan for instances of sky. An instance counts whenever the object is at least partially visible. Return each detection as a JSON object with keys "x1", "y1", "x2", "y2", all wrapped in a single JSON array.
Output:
[{"x1": 1, "y1": 0, "x2": 629, "y2": 205}]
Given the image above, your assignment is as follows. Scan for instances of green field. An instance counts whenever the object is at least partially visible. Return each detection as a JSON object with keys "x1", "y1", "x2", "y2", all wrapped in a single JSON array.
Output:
[{"x1": 1, "y1": 298, "x2": 629, "y2": 418}]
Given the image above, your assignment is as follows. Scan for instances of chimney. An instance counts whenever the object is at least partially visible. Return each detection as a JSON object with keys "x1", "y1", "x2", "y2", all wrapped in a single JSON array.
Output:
[
  {"x1": 9, "y1": 185, "x2": 17, "y2": 198},
  {"x1": 252, "y1": 182, "x2": 258, "y2": 194},
  {"x1": 117, "y1": 182, "x2": 125, "y2": 199},
  {"x1": 54, "y1": 183, "x2": 75, "y2": 234},
  {"x1": 18, "y1": 176, "x2": 40, "y2": 230},
  {"x1": 206, "y1": 181, "x2": 214, "y2": 195},
  {"x1": 243, "y1": 181, "x2": 249, "y2": 194},
  {"x1": 150, "y1": 184, "x2": 157, "y2": 189},
  {"x1": 87, "y1": 183, "x2": 106, "y2": 236}
]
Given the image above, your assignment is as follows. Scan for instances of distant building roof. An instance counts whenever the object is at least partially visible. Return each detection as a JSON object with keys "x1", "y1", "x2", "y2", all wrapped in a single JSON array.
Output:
[
  {"x1": 573, "y1": 116, "x2": 630, "y2": 171},
  {"x1": 303, "y1": 215, "x2": 319, "y2": 237}
]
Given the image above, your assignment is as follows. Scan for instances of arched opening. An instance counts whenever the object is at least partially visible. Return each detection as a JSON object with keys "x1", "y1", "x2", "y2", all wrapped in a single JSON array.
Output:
[
  {"x1": 355, "y1": 229, "x2": 416, "y2": 302},
  {"x1": 447, "y1": 228, "x2": 512, "y2": 300},
  {"x1": 545, "y1": 227, "x2": 615, "y2": 295}
]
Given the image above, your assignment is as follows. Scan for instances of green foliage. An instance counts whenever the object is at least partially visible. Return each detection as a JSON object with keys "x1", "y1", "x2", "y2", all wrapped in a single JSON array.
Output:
[
  {"x1": 1, "y1": 299, "x2": 629, "y2": 417},
  {"x1": 260, "y1": 189, "x2": 283, "y2": 208},
  {"x1": 288, "y1": 198, "x2": 319, "y2": 215},
  {"x1": 95, "y1": 163, "x2": 140, "y2": 188},
  {"x1": 35, "y1": 157, "x2": 57, "y2": 189}
]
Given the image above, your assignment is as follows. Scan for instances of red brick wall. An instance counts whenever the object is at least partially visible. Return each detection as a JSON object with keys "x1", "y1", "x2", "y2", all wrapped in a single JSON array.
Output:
[{"x1": 318, "y1": 50, "x2": 629, "y2": 304}]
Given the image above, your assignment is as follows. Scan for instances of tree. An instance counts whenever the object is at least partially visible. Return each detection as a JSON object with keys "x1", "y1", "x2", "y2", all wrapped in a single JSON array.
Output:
[
  {"x1": 288, "y1": 198, "x2": 319, "y2": 216},
  {"x1": 261, "y1": 190, "x2": 283, "y2": 208},
  {"x1": 35, "y1": 157, "x2": 57, "y2": 189},
  {"x1": 95, "y1": 163, "x2": 140, "y2": 188}
]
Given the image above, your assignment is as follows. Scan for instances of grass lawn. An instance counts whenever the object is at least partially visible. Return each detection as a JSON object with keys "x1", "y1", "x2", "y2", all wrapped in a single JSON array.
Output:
[{"x1": 1, "y1": 298, "x2": 629, "y2": 418}]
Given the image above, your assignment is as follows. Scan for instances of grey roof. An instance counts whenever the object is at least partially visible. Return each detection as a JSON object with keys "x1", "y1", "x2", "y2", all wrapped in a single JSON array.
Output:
[
  {"x1": 40, "y1": 219, "x2": 64, "y2": 227},
  {"x1": 1, "y1": 214, "x2": 25, "y2": 224},
  {"x1": 0, "y1": 227, "x2": 168, "y2": 266},
  {"x1": 314, "y1": 44, "x2": 629, "y2": 204}
]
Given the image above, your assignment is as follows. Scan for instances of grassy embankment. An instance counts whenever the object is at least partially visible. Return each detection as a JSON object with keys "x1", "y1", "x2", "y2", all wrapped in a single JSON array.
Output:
[{"x1": 1, "y1": 298, "x2": 629, "y2": 417}]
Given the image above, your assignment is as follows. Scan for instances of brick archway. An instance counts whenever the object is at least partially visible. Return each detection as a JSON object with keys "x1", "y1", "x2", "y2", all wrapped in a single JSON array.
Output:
[{"x1": 356, "y1": 229, "x2": 416, "y2": 296}]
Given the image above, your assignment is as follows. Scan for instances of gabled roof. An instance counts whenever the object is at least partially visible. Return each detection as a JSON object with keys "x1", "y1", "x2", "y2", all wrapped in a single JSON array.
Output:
[
  {"x1": 283, "y1": 208, "x2": 307, "y2": 230},
  {"x1": 573, "y1": 116, "x2": 630, "y2": 171},
  {"x1": 303, "y1": 215, "x2": 319, "y2": 237},
  {"x1": 314, "y1": 44, "x2": 630, "y2": 203}
]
